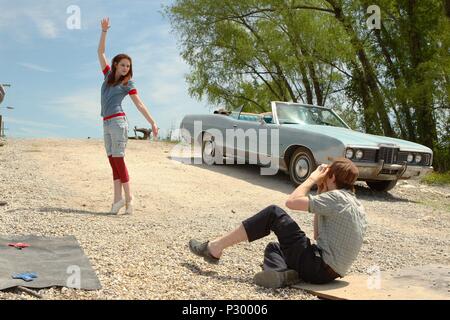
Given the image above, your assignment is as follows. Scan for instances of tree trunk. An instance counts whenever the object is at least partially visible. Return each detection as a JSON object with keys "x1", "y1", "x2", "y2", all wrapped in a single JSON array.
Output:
[
  {"x1": 281, "y1": 10, "x2": 314, "y2": 104},
  {"x1": 375, "y1": 27, "x2": 416, "y2": 141},
  {"x1": 307, "y1": 62, "x2": 324, "y2": 105},
  {"x1": 407, "y1": 0, "x2": 438, "y2": 148},
  {"x1": 352, "y1": 64, "x2": 382, "y2": 133},
  {"x1": 326, "y1": 0, "x2": 395, "y2": 137}
]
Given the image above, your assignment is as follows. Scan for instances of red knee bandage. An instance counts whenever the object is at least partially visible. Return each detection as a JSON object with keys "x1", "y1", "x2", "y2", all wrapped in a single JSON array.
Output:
[
  {"x1": 112, "y1": 157, "x2": 130, "y2": 183},
  {"x1": 108, "y1": 156, "x2": 120, "y2": 181}
]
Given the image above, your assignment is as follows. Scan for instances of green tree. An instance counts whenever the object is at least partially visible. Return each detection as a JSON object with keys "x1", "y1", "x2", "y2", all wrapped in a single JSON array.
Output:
[{"x1": 166, "y1": 0, "x2": 450, "y2": 171}]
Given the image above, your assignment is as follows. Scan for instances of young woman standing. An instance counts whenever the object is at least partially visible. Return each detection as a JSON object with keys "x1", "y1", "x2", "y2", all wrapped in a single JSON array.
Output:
[{"x1": 98, "y1": 17, "x2": 158, "y2": 214}]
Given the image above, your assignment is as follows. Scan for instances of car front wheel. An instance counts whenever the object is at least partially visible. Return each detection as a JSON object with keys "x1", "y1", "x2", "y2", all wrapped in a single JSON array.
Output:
[
  {"x1": 289, "y1": 148, "x2": 316, "y2": 186},
  {"x1": 366, "y1": 180, "x2": 398, "y2": 192}
]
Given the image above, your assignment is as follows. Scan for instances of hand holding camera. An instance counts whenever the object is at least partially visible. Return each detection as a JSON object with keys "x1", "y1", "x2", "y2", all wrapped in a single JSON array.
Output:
[{"x1": 309, "y1": 164, "x2": 330, "y2": 185}]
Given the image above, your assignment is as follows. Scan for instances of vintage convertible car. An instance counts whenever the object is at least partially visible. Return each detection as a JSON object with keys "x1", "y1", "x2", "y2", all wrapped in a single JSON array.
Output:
[{"x1": 180, "y1": 101, "x2": 433, "y2": 191}]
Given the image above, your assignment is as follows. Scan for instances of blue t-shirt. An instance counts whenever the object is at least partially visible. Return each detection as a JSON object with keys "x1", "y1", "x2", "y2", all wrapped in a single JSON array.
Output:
[{"x1": 100, "y1": 65, "x2": 137, "y2": 117}]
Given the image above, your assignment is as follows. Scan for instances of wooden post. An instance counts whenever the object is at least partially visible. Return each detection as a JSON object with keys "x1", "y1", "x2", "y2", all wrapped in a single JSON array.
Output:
[{"x1": 0, "y1": 114, "x2": 3, "y2": 137}]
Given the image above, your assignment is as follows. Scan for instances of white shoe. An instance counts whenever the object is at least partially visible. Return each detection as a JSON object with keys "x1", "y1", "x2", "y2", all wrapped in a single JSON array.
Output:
[
  {"x1": 125, "y1": 200, "x2": 134, "y2": 215},
  {"x1": 110, "y1": 199, "x2": 125, "y2": 214}
]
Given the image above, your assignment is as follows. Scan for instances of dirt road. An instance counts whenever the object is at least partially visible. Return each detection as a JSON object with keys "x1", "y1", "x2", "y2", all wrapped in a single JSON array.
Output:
[{"x1": 0, "y1": 139, "x2": 449, "y2": 299}]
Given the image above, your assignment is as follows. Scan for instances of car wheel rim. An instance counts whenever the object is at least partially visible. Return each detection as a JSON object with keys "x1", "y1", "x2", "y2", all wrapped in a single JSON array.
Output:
[
  {"x1": 295, "y1": 157, "x2": 310, "y2": 180},
  {"x1": 204, "y1": 140, "x2": 215, "y2": 157}
]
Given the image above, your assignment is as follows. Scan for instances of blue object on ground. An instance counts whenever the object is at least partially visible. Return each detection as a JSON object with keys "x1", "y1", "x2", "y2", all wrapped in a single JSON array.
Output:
[
  {"x1": 12, "y1": 272, "x2": 38, "y2": 282},
  {"x1": 1, "y1": 235, "x2": 101, "y2": 290}
]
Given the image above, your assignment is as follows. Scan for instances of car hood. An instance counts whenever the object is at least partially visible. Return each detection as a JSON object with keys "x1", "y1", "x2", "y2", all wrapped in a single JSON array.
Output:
[{"x1": 283, "y1": 124, "x2": 432, "y2": 152}]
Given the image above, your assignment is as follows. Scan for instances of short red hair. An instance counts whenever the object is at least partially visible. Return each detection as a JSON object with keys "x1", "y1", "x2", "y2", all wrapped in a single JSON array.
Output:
[{"x1": 327, "y1": 158, "x2": 359, "y2": 192}]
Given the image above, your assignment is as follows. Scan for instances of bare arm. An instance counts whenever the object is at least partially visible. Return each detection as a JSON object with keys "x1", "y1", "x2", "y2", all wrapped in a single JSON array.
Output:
[
  {"x1": 285, "y1": 165, "x2": 330, "y2": 212},
  {"x1": 130, "y1": 94, "x2": 159, "y2": 139},
  {"x1": 285, "y1": 178, "x2": 315, "y2": 212},
  {"x1": 98, "y1": 18, "x2": 110, "y2": 71}
]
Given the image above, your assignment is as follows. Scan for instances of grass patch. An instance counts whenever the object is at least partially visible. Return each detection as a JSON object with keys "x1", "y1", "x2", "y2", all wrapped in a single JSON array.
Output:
[{"x1": 421, "y1": 172, "x2": 450, "y2": 186}]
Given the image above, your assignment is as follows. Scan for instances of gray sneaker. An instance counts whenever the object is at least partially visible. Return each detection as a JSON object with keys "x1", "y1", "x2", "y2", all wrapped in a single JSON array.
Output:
[
  {"x1": 253, "y1": 270, "x2": 300, "y2": 288},
  {"x1": 188, "y1": 239, "x2": 220, "y2": 264}
]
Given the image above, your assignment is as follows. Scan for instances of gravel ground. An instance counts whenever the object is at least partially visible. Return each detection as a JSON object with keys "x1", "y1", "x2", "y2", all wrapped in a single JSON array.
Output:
[{"x1": 0, "y1": 138, "x2": 449, "y2": 300}]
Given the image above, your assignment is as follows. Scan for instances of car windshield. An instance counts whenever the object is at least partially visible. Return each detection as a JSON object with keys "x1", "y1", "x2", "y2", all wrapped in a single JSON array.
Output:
[{"x1": 275, "y1": 103, "x2": 349, "y2": 128}]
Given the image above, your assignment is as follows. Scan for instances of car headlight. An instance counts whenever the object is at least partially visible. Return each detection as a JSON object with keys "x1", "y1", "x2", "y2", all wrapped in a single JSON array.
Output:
[
  {"x1": 345, "y1": 149, "x2": 354, "y2": 159},
  {"x1": 407, "y1": 154, "x2": 414, "y2": 163},
  {"x1": 415, "y1": 154, "x2": 422, "y2": 163},
  {"x1": 355, "y1": 150, "x2": 364, "y2": 160}
]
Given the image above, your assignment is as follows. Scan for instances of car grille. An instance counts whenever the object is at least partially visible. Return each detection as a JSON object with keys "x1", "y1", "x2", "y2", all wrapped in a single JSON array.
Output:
[
  {"x1": 377, "y1": 147, "x2": 399, "y2": 164},
  {"x1": 360, "y1": 149, "x2": 377, "y2": 161}
]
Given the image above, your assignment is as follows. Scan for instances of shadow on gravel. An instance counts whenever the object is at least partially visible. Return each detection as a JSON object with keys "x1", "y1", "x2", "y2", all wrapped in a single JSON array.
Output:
[
  {"x1": 170, "y1": 156, "x2": 419, "y2": 203},
  {"x1": 181, "y1": 262, "x2": 251, "y2": 285},
  {"x1": 38, "y1": 207, "x2": 113, "y2": 217},
  {"x1": 181, "y1": 262, "x2": 318, "y2": 296},
  {"x1": 354, "y1": 185, "x2": 418, "y2": 203},
  {"x1": 169, "y1": 156, "x2": 295, "y2": 194}
]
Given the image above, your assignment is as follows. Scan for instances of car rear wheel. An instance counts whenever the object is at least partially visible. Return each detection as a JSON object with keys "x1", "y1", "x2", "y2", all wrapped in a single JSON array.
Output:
[
  {"x1": 366, "y1": 180, "x2": 398, "y2": 192},
  {"x1": 289, "y1": 148, "x2": 316, "y2": 186},
  {"x1": 202, "y1": 132, "x2": 223, "y2": 165}
]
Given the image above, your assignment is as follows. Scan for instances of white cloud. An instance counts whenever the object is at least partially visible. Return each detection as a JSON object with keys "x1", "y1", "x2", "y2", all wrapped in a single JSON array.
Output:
[
  {"x1": 0, "y1": 0, "x2": 91, "y2": 40},
  {"x1": 18, "y1": 62, "x2": 54, "y2": 73},
  {"x1": 35, "y1": 19, "x2": 58, "y2": 39},
  {"x1": 125, "y1": 36, "x2": 192, "y2": 107},
  {"x1": 6, "y1": 117, "x2": 66, "y2": 129},
  {"x1": 1, "y1": 2, "x2": 210, "y2": 139},
  {"x1": 119, "y1": 23, "x2": 210, "y2": 138},
  {"x1": 47, "y1": 88, "x2": 100, "y2": 124},
  {"x1": 11, "y1": 126, "x2": 60, "y2": 138},
  {"x1": 0, "y1": 1, "x2": 62, "y2": 39}
]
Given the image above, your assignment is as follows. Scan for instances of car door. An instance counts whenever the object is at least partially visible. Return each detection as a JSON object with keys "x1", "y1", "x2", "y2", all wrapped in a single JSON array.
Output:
[{"x1": 225, "y1": 107, "x2": 275, "y2": 165}]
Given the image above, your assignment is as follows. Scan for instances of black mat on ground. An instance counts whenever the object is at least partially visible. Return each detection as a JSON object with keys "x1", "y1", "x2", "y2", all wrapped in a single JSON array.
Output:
[{"x1": 0, "y1": 235, "x2": 101, "y2": 291}]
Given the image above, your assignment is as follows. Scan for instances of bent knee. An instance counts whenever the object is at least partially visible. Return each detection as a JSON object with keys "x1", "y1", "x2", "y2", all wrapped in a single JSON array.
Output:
[
  {"x1": 263, "y1": 205, "x2": 288, "y2": 217},
  {"x1": 264, "y1": 241, "x2": 280, "y2": 254}
]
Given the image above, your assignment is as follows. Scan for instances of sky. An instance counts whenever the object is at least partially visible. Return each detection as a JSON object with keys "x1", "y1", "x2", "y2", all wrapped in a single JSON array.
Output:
[{"x1": 0, "y1": 0, "x2": 210, "y2": 139}]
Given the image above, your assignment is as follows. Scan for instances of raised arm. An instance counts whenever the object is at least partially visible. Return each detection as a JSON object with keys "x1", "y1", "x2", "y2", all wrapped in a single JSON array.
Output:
[
  {"x1": 98, "y1": 18, "x2": 110, "y2": 72},
  {"x1": 130, "y1": 94, "x2": 159, "y2": 140},
  {"x1": 285, "y1": 165, "x2": 329, "y2": 211}
]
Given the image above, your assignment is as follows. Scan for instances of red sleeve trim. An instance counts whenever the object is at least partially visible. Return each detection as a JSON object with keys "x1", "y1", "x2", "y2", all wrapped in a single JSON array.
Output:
[
  {"x1": 128, "y1": 89, "x2": 137, "y2": 95},
  {"x1": 102, "y1": 65, "x2": 111, "y2": 75}
]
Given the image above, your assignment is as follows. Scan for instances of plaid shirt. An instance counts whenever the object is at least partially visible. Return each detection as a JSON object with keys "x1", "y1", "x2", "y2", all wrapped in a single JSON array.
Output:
[{"x1": 308, "y1": 189, "x2": 368, "y2": 276}]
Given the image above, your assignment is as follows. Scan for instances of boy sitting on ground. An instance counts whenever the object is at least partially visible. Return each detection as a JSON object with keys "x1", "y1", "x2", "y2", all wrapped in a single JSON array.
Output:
[{"x1": 189, "y1": 158, "x2": 368, "y2": 288}]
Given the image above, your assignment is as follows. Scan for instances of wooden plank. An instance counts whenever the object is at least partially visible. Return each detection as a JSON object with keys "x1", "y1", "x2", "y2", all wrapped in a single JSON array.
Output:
[{"x1": 293, "y1": 264, "x2": 450, "y2": 300}]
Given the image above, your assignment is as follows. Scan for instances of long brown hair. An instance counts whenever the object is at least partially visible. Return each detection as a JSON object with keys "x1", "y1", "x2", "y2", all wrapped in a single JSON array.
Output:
[
  {"x1": 327, "y1": 158, "x2": 359, "y2": 192},
  {"x1": 107, "y1": 54, "x2": 133, "y2": 86}
]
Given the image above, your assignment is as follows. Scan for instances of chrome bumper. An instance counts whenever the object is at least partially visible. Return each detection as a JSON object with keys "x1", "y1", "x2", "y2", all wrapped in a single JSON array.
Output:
[{"x1": 357, "y1": 160, "x2": 433, "y2": 181}]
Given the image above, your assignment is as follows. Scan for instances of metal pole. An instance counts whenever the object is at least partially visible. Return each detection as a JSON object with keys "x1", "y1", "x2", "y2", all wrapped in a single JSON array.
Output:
[{"x1": 0, "y1": 84, "x2": 11, "y2": 137}]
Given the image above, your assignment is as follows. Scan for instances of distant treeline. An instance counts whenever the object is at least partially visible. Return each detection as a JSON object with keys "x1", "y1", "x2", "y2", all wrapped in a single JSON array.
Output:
[{"x1": 166, "y1": 0, "x2": 450, "y2": 172}]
